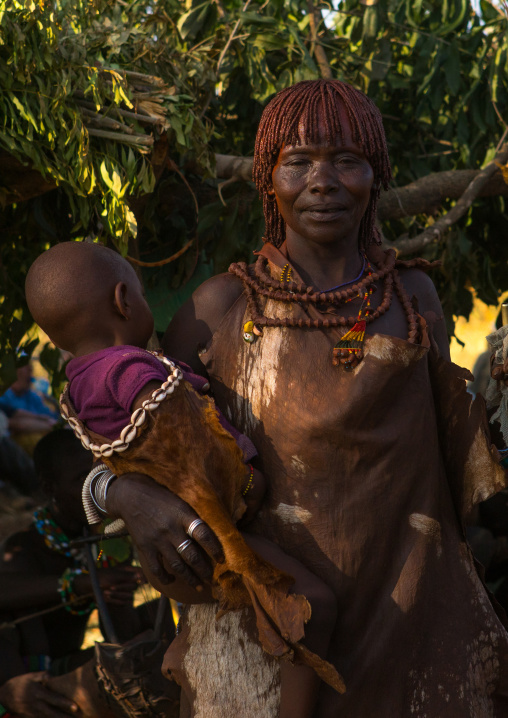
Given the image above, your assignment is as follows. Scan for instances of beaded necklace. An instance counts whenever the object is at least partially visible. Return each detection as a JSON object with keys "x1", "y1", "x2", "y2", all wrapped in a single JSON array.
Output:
[
  {"x1": 33, "y1": 506, "x2": 121, "y2": 616},
  {"x1": 230, "y1": 251, "x2": 426, "y2": 370},
  {"x1": 32, "y1": 506, "x2": 116, "y2": 568},
  {"x1": 33, "y1": 507, "x2": 78, "y2": 558}
]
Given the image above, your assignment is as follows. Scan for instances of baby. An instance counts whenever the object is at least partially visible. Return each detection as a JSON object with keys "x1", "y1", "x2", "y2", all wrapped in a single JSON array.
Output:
[{"x1": 26, "y1": 241, "x2": 343, "y2": 717}]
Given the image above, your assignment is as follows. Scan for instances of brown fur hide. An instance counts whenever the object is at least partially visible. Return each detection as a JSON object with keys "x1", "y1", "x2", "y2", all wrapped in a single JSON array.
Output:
[{"x1": 63, "y1": 380, "x2": 341, "y2": 690}]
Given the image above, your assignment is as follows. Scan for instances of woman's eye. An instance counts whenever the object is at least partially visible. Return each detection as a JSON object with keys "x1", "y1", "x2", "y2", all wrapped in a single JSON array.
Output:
[
  {"x1": 336, "y1": 155, "x2": 360, "y2": 166},
  {"x1": 286, "y1": 158, "x2": 309, "y2": 167}
]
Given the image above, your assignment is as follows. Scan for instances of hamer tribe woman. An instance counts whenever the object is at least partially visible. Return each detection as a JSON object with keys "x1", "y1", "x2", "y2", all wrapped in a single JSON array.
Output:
[{"x1": 99, "y1": 80, "x2": 508, "y2": 716}]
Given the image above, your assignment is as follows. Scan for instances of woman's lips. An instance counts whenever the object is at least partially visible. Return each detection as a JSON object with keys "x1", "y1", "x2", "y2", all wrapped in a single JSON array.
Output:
[{"x1": 302, "y1": 206, "x2": 347, "y2": 221}]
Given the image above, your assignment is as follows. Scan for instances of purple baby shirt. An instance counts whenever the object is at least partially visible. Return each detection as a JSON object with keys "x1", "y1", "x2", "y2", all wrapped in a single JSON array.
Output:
[{"x1": 66, "y1": 346, "x2": 256, "y2": 461}]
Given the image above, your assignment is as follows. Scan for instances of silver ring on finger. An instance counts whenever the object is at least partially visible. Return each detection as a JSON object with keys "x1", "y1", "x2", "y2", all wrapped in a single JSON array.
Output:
[
  {"x1": 176, "y1": 538, "x2": 193, "y2": 555},
  {"x1": 187, "y1": 518, "x2": 204, "y2": 539}
]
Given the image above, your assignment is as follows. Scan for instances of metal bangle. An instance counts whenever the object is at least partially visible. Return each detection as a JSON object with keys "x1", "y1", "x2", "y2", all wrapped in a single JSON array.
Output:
[
  {"x1": 94, "y1": 470, "x2": 118, "y2": 513},
  {"x1": 82, "y1": 464, "x2": 108, "y2": 525},
  {"x1": 90, "y1": 473, "x2": 108, "y2": 514}
]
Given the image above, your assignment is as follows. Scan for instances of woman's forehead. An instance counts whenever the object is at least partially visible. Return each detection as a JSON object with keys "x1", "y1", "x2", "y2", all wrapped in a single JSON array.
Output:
[
  {"x1": 284, "y1": 101, "x2": 359, "y2": 149},
  {"x1": 278, "y1": 110, "x2": 360, "y2": 152}
]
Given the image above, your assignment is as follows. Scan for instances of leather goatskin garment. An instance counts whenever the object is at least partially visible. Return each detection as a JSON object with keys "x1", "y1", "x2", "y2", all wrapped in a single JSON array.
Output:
[{"x1": 176, "y1": 244, "x2": 508, "y2": 718}]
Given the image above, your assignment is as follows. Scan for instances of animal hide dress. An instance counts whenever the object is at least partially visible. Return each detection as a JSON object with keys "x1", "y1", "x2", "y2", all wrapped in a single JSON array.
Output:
[{"x1": 165, "y1": 244, "x2": 508, "y2": 718}]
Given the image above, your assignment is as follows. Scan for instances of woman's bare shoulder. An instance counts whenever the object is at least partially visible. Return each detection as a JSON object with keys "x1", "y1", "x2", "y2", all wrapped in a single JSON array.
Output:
[
  {"x1": 398, "y1": 267, "x2": 450, "y2": 359},
  {"x1": 398, "y1": 267, "x2": 441, "y2": 312},
  {"x1": 161, "y1": 272, "x2": 244, "y2": 372}
]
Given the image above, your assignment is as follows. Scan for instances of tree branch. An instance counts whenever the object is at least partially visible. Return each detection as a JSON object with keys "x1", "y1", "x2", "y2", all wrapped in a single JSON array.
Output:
[
  {"x1": 86, "y1": 128, "x2": 154, "y2": 147},
  {"x1": 216, "y1": 0, "x2": 254, "y2": 75},
  {"x1": 390, "y1": 143, "x2": 508, "y2": 256},
  {"x1": 307, "y1": 1, "x2": 333, "y2": 79},
  {"x1": 215, "y1": 153, "x2": 254, "y2": 181},
  {"x1": 377, "y1": 169, "x2": 508, "y2": 221},
  {"x1": 75, "y1": 98, "x2": 162, "y2": 125}
]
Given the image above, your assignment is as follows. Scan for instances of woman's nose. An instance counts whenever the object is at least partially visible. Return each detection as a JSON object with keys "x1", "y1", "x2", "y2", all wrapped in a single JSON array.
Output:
[{"x1": 308, "y1": 162, "x2": 339, "y2": 194}]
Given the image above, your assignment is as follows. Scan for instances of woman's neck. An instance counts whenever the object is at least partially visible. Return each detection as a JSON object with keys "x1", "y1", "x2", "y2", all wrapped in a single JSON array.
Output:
[{"x1": 284, "y1": 236, "x2": 363, "y2": 291}]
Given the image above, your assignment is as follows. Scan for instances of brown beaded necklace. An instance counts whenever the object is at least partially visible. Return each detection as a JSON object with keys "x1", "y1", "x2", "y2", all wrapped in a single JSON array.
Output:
[{"x1": 229, "y1": 250, "x2": 435, "y2": 370}]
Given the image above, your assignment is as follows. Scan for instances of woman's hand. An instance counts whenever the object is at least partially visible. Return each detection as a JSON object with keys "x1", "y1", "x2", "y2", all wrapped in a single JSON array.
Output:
[
  {"x1": 74, "y1": 566, "x2": 145, "y2": 606},
  {"x1": 491, "y1": 356, "x2": 508, "y2": 384},
  {"x1": 0, "y1": 672, "x2": 79, "y2": 718},
  {"x1": 106, "y1": 474, "x2": 224, "y2": 594}
]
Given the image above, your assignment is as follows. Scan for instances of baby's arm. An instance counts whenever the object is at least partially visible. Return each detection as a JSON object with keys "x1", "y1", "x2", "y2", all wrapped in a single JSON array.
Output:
[{"x1": 132, "y1": 380, "x2": 165, "y2": 411}]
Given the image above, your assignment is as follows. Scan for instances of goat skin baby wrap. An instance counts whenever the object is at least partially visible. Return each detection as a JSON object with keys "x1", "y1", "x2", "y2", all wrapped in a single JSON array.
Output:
[{"x1": 60, "y1": 375, "x2": 344, "y2": 692}]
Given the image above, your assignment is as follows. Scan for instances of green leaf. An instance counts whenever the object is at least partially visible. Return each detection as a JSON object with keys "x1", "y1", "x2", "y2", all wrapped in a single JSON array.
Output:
[
  {"x1": 11, "y1": 95, "x2": 38, "y2": 130},
  {"x1": 100, "y1": 161, "x2": 114, "y2": 190},
  {"x1": 444, "y1": 43, "x2": 461, "y2": 96},
  {"x1": 177, "y1": 2, "x2": 212, "y2": 40}
]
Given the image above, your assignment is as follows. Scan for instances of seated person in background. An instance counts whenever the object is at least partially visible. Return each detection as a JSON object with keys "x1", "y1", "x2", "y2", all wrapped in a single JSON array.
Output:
[
  {"x1": 0, "y1": 363, "x2": 59, "y2": 455},
  {"x1": 25, "y1": 241, "x2": 343, "y2": 718},
  {"x1": 0, "y1": 409, "x2": 38, "y2": 497},
  {"x1": 0, "y1": 429, "x2": 148, "y2": 692}
]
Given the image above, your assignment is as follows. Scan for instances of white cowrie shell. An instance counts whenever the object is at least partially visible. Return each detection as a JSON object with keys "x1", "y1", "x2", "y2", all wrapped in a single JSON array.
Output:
[
  {"x1": 131, "y1": 407, "x2": 144, "y2": 424},
  {"x1": 133, "y1": 410, "x2": 146, "y2": 427},
  {"x1": 123, "y1": 426, "x2": 138, "y2": 444},
  {"x1": 120, "y1": 424, "x2": 134, "y2": 443},
  {"x1": 162, "y1": 380, "x2": 171, "y2": 390},
  {"x1": 100, "y1": 445, "x2": 114, "y2": 458},
  {"x1": 113, "y1": 443, "x2": 129, "y2": 453},
  {"x1": 73, "y1": 423, "x2": 84, "y2": 437},
  {"x1": 166, "y1": 385, "x2": 175, "y2": 395},
  {"x1": 146, "y1": 402, "x2": 159, "y2": 411},
  {"x1": 92, "y1": 448, "x2": 102, "y2": 458},
  {"x1": 80, "y1": 434, "x2": 91, "y2": 449},
  {"x1": 67, "y1": 417, "x2": 80, "y2": 430},
  {"x1": 60, "y1": 404, "x2": 69, "y2": 418},
  {"x1": 153, "y1": 390, "x2": 166, "y2": 402}
]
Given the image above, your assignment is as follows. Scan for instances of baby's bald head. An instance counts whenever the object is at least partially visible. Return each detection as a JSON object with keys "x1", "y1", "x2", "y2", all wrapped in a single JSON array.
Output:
[{"x1": 26, "y1": 242, "x2": 142, "y2": 353}]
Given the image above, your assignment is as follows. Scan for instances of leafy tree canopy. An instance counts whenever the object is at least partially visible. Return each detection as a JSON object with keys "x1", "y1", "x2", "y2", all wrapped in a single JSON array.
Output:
[{"x1": 1, "y1": 0, "x2": 508, "y2": 391}]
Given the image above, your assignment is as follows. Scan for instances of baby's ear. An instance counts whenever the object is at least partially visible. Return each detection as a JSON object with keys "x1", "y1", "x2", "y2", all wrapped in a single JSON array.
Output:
[{"x1": 113, "y1": 281, "x2": 129, "y2": 319}]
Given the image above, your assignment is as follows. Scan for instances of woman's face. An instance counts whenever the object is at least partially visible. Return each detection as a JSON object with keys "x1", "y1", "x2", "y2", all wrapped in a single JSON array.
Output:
[{"x1": 270, "y1": 109, "x2": 374, "y2": 249}]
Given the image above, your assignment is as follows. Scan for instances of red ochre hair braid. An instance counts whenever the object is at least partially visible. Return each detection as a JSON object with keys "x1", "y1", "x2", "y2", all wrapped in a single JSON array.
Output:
[{"x1": 253, "y1": 79, "x2": 392, "y2": 249}]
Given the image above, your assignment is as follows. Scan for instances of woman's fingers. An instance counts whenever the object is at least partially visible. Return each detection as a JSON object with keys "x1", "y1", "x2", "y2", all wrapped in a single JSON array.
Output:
[
  {"x1": 491, "y1": 361, "x2": 508, "y2": 381},
  {"x1": 106, "y1": 474, "x2": 222, "y2": 589},
  {"x1": 39, "y1": 686, "x2": 79, "y2": 716},
  {"x1": 189, "y1": 519, "x2": 225, "y2": 564},
  {"x1": 171, "y1": 537, "x2": 215, "y2": 583},
  {"x1": 1, "y1": 673, "x2": 80, "y2": 718}
]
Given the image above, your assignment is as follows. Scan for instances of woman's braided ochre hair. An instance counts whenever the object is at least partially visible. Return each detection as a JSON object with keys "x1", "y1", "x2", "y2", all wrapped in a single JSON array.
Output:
[{"x1": 253, "y1": 79, "x2": 392, "y2": 248}]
